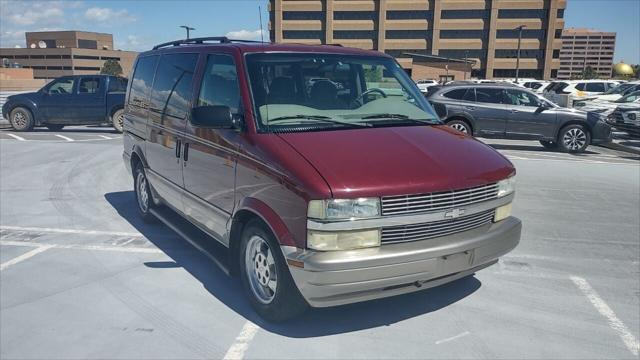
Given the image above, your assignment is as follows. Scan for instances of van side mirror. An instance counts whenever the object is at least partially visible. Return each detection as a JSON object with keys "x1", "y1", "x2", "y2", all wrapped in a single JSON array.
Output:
[{"x1": 191, "y1": 105, "x2": 237, "y2": 129}]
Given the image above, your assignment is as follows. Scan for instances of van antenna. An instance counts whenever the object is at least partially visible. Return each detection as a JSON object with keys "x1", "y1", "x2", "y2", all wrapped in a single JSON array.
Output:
[{"x1": 259, "y1": 4, "x2": 270, "y2": 132}]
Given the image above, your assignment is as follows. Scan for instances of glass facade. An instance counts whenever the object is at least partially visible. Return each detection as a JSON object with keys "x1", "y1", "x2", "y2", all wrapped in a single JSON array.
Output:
[
  {"x1": 386, "y1": 10, "x2": 432, "y2": 20},
  {"x1": 440, "y1": 30, "x2": 487, "y2": 39},
  {"x1": 495, "y1": 49, "x2": 545, "y2": 59},
  {"x1": 334, "y1": 11, "x2": 376, "y2": 20},
  {"x1": 441, "y1": 10, "x2": 489, "y2": 19},
  {"x1": 283, "y1": 11, "x2": 325, "y2": 20},
  {"x1": 385, "y1": 30, "x2": 432, "y2": 39},
  {"x1": 283, "y1": 30, "x2": 325, "y2": 40},
  {"x1": 498, "y1": 9, "x2": 548, "y2": 18},
  {"x1": 334, "y1": 30, "x2": 377, "y2": 39},
  {"x1": 496, "y1": 29, "x2": 546, "y2": 40}
]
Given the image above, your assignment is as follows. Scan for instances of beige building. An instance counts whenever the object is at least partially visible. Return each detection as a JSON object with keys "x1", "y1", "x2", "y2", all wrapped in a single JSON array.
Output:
[
  {"x1": 269, "y1": 0, "x2": 566, "y2": 80},
  {"x1": 558, "y1": 28, "x2": 616, "y2": 79},
  {"x1": 0, "y1": 31, "x2": 138, "y2": 80}
]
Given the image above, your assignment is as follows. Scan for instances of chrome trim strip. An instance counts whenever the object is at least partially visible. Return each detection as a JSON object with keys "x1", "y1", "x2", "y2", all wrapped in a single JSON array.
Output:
[{"x1": 307, "y1": 193, "x2": 513, "y2": 231}]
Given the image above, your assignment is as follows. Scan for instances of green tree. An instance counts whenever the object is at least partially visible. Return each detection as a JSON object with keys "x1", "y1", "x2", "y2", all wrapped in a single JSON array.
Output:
[
  {"x1": 363, "y1": 66, "x2": 382, "y2": 82},
  {"x1": 100, "y1": 59, "x2": 123, "y2": 76},
  {"x1": 581, "y1": 65, "x2": 597, "y2": 79}
]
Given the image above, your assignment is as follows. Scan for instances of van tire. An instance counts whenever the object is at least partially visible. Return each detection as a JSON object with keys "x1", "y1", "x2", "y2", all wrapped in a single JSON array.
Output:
[
  {"x1": 558, "y1": 124, "x2": 590, "y2": 153},
  {"x1": 239, "y1": 219, "x2": 307, "y2": 322},
  {"x1": 133, "y1": 163, "x2": 156, "y2": 222},
  {"x1": 112, "y1": 109, "x2": 125, "y2": 133},
  {"x1": 447, "y1": 119, "x2": 471, "y2": 134},
  {"x1": 9, "y1": 107, "x2": 34, "y2": 132}
]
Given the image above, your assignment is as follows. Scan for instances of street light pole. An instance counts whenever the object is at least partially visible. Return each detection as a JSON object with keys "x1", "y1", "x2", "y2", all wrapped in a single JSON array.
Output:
[
  {"x1": 180, "y1": 25, "x2": 195, "y2": 39},
  {"x1": 515, "y1": 25, "x2": 526, "y2": 83}
]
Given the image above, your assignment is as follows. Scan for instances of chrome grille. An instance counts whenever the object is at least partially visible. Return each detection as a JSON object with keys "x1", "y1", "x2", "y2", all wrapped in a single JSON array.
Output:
[
  {"x1": 381, "y1": 183, "x2": 498, "y2": 216},
  {"x1": 381, "y1": 210, "x2": 495, "y2": 244}
]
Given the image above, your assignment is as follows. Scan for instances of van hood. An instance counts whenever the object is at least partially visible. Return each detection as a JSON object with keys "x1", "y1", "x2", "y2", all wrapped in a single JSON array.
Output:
[{"x1": 277, "y1": 125, "x2": 514, "y2": 198}]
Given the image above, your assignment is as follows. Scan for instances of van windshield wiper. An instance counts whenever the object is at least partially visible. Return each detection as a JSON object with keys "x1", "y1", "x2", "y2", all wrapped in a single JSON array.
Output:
[
  {"x1": 268, "y1": 114, "x2": 371, "y2": 127},
  {"x1": 360, "y1": 113, "x2": 439, "y2": 125}
]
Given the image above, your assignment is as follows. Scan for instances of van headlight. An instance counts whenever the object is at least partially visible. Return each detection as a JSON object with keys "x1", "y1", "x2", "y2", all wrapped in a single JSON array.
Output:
[
  {"x1": 497, "y1": 176, "x2": 516, "y2": 198},
  {"x1": 307, "y1": 198, "x2": 380, "y2": 220}
]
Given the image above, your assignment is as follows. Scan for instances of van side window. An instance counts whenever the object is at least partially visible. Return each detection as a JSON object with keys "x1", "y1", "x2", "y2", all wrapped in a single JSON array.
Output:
[
  {"x1": 198, "y1": 54, "x2": 240, "y2": 113},
  {"x1": 79, "y1": 77, "x2": 100, "y2": 94},
  {"x1": 129, "y1": 56, "x2": 159, "y2": 108},
  {"x1": 150, "y1": 53, "x2": 199, "y2": 119}
]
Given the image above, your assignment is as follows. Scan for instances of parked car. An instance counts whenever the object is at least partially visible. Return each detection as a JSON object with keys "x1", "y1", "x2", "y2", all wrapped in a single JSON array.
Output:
[
  {"x1": 428, "y1": 83, "x2": 612, "y2": 152},
  {"x1": 573, "y1": 81, "x2": 640, "y2": 107},
  {"x1": 542, "y1": 80, "x2": 620, "y2": 107},
  {"x1": 2, "y1": 74, "x2": 128, "y2": 132},
  {"x1": 522, "y1": 80, "x2": 550, "y2": 94},
  {"x1": 608, "y1": 105, "x2": 640, "y2": 137},
  {"x1": 415, "y1": 79, "x2": 438, "y2": 93},
  {"x1": 122, "y1": 37, "x2": 521, "y2": 321},
  {"x1": 578, "y1": 90, "x2": 640, "y2": 116}
]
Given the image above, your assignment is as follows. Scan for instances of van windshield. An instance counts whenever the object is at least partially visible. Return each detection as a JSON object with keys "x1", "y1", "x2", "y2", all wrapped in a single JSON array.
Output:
[{"x1": 245, "y1": 53, "x2": 440, "y2": 132}]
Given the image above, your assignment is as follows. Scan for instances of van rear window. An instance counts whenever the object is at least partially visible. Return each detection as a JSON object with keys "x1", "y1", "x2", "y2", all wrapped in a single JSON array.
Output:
[{"x1": 129, "y1": 56, "x2": 159, "y2": 108}]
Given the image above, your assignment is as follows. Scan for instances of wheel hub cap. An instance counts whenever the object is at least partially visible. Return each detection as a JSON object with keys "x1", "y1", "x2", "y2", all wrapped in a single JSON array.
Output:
[
  {"x1": 563, "y1": 129, "x2": 586, "y2": 150},
  {"x1": 136, "y1": 172, "x2": 149, "y2": 212},
  {"x1": 245, "y1": 235, "x2": 277, "y2": 304},
  {"x1": 13, "y1": 112, "x2": 26, "y2": 127},
  {"x1": 451, "y1": 123, "x2": 468, "y2": 133}
]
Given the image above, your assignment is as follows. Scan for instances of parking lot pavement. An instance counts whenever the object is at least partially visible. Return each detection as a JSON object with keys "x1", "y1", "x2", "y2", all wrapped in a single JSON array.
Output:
[
  {"x1": 0, "y1": 126, "x2": 121, "y2": 143},
  {"x1": 1, "y1": 126, "x2": 639, "y2": 359}
]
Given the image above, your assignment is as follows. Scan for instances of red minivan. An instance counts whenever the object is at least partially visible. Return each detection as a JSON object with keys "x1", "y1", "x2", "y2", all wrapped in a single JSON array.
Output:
[{"x1": 122, "y1": 37, "x2": 521, "y2": 321}]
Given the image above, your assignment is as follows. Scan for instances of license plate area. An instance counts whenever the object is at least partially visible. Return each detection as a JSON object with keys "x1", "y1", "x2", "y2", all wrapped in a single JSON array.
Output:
[{"x1": 440, "y1": 250, "x2": 474, "y2": 274}]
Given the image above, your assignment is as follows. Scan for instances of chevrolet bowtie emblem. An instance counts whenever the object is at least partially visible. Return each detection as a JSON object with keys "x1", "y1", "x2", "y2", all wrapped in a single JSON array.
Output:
[{"x1": 444, "y1": 208, "x2": 465, "y2": 219}]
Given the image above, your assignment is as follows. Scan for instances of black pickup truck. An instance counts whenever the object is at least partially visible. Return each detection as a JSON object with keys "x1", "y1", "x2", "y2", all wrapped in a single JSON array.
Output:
[{"x1": 2, "y1": 74, "x2": 128, "y2": 132}]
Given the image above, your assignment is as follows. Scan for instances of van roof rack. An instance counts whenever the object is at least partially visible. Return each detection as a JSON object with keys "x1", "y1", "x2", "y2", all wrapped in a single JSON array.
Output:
[{"x1": 152, "y1": 36, "x2": 268, "y2": 50}]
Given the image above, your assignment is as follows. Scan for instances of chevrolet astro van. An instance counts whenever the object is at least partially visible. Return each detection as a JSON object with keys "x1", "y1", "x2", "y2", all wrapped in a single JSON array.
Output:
[{"x1": 122, "y1": 37, "x2": 521, "y2": 321}]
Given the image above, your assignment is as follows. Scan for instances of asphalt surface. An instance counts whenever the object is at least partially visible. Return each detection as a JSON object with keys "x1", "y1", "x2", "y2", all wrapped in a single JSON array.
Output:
[{"x1": 1, "y1": 126, "x2": 639, "y2": 359}]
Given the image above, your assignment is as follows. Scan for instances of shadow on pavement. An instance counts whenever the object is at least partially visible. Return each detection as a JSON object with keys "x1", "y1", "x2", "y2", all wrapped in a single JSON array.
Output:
[
  {"x1": 488, "y1": 143, "x2": 599, "y2": 155},
  {"x1": 0, "y1": 126, "x2": 119, "y2": 134},
  {"x1": 105, "y1": 190, "x2": 482, "y2": 337}
]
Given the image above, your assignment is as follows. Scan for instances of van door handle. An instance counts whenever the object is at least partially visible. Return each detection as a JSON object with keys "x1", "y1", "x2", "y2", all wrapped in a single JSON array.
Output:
[
  {"x1": 465, "y1": 106, "x2": 475, "y2": 110},
  {"x1": 175, "y1": 139, "x2": 181, "y2": 158},
  {"x1": 183, "y1": 142, "x2": 189, "y2": 162}
]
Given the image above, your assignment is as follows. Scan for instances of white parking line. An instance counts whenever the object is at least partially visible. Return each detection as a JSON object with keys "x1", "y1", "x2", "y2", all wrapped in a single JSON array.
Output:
[
  {"x1": 223, "y1": 321, "x2": 260, "y2": 360},
  {"x1": 0, "y1": 244, "x2": 55, "y2": 271},
  {"x1": 98, "y1": 135, "x2": 112, "y2": 139},
  {"x1": 435, "y1": 331, "x2": 470, "y2": 345},
  {"x1": 55, "y1": 134, "x2": 74, "y2": 142},
  {"x1": 6, "y1": 133, "x2": 25, "y2": 141},
  {"x1": 570, "y1": 275, "x2": 640, "y2": 356},
  {"x1": 0, "y1": 225, "x2": 143, "y2": 237},
  {"x1": 1, "y1": 240, "x2": 162, "y2": 254}
]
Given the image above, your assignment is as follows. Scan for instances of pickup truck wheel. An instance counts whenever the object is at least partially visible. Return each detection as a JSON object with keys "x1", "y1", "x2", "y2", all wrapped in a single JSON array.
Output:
[
  {"x1": 539, "y1": 140, "x2": 558, "y2": 150},
  {"x1": 134, "y1": 163, "x2": 156, "y2": 222},
  {"x1": 46, "y1": 125, "x2": 64, "y2": 131},
  {"x1": 240, "y1": 219, "x2": 307, "y2": 322},
  {"x1": 558, "y1": 124, "x2": 590, "y2": 153},
  {"x1": 9, "y1": 107, "x2": 34, "y2": 132},
  {"x1": 112, "y1": 109, "x2": 125, "y2": 133},
  {"x1": 447, "y1": 120, "x2": 471, "y2": 134}
]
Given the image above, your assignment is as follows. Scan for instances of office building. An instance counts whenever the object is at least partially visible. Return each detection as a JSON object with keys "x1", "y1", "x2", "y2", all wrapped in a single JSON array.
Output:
[
  {"x1": 269, "y1": 0, "x2": 566, "y2": 80},
  {"x1": 558, "y1": 28, "x2": 616, "y2": 79},
  {"x1": 0, "y1": 31, "x2": 138, "y2": 79}
]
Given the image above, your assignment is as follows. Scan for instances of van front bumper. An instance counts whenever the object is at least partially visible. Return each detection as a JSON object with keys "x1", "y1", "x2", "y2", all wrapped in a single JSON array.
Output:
[{"x1": 283, "y1": 216, "x2": 521, "y2": 307}]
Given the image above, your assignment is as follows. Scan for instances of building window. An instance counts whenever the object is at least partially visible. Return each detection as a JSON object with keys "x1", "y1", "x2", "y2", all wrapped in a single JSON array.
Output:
[
  {"x1": 439, "y1": 49, "x2": 487, "y2": 60},
  {"x1": 496, "y1": 29, "x2": 546, "y2": 40},
  {"x1": 440, "y1": 30, "x2": 487, "y2": 39},
  {"x1": 78, "y1": 39, "x2": 98, "y2": 49},
  {"x1": 555, "y1": 29, "x2": 562, "y2": 38},
  {"x1": 557, "y1": 9, "x2": 565, "y2": 18},
  {"x1": 101, "y1": 56, "x2": 121, "y2": 61},
  {"x1": 471, "y1": 69, "x2": 486, "y2": 78},
  {"x1": 498, "y1": 9, "x2": 548, "y2": 19},
  {"x1": 31, "y1": 66, "x2": 46, "y2": 70},
  {"x1": 386, "y1": 10, "x2": 432, "y2": 20},
  {"x1": 74, "y1": 66, "x2": 101, "y2": 71},
  {"x1": 440, "y1": 10, "x2": 489, "y2": 19},
  {"x1": 46, "y1": 66, "x2": 63, "y2": 70},
  {"x1": 334, "y1": 30, "x2": 376, "y2": 39},
  {"x1": 551, "y1": 69, "x2": 558, "y2": 78},
  {"x1": 63, "y1": 66, "x2": 72, "y2": 70},
  {"x1": 385, "y1": 30, "x2": 431, "y2": 39},
  {"x1": 29, "y1": 55, "x2": 45, "y2": 59},
  {"x1": 334, "y1": 11, "x2": 376, "y2": 20},
  {"x1": 14, "y1": 55, "x2": 29, "y2": 59},
  {"x1": 282, "y1": 30, "x2": 324, "y2": 40},
  {"x1": 384, "y1": 49, "x2": 430, "y2": 58},
  {"x1": 282, "y1": 11, "x2": 325, "y2": 20},
  {"x1": 553, "y1": 49, "x2": 560, "y2": 58},
  {"x1": 493, "y1": 69, "x2": 543, "y2": 78},
  {"x1": 495, "y1": 49, "x2": 545, "y2": 59},
  {"x1": 61, "y1": 55, "x2": 71, "y2": 59},
  {"x1": 41, "y1": 39, "x2": 56, "y2": 48},
  {"x1": 45, "y1": 55, "x2": 62, "y2": 59},
  {"x1": 73, "y1": 55, "x2": 100, "y2": 60}
]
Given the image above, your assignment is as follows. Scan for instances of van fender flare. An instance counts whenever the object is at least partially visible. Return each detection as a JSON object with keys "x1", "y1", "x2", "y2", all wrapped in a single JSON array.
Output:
[{"x1": 233, "y1": 197, "x2": 298, "y2": 248}]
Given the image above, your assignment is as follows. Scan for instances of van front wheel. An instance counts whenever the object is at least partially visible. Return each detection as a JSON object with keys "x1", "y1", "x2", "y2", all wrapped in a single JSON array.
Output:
[{"x1": 239, "y1": 219, "x2": 307, "y2": 322}]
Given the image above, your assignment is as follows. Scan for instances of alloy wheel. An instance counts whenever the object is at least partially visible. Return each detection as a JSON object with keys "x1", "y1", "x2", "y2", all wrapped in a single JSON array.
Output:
[
  {"x1": 450, "y1": 123, "x2": 468, "y2": 133},
  {"x1": 245, "y1": 235, "x2": 277, "y2": 304},
  {"x1": 562, "y1": 128, "x2": 587, "y2": 151},
  {"x1": 12, "y1": 111, "x2": 27, "y2": 128}
]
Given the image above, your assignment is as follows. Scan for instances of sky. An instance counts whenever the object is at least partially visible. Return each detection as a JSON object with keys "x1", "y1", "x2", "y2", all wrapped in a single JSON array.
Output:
[{"x1": 0, "y1": 0, "x2": 638, "y2": 63}]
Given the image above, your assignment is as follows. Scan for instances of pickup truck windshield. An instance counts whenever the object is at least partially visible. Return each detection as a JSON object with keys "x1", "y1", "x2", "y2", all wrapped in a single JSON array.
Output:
[{"x1": 245, "y1": 53, "x2": 440, "y2": 132}]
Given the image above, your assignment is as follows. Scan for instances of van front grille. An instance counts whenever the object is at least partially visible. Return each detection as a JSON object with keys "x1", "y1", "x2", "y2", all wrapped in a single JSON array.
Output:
[
  {"x1": 381, "y1": 183, "x2": 498, "y2": 216},
  {"x1": 381, "y1": 209, "x2": 495, "y2": 244}
]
